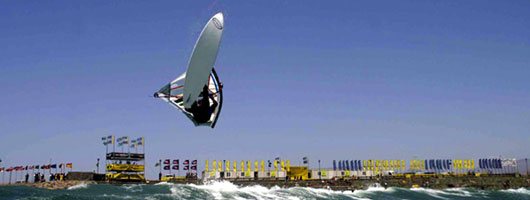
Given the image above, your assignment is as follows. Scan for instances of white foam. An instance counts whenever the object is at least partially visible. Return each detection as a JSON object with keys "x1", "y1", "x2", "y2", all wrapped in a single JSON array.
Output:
[
  {"x1": 502, "y1": 188, "x2": 530, "y2": 195},
  {"x1": 410, "y1": 187, "x2": 450, "y2": 199},
  {"x1": 154, "y1": 181, "x2": 175, "y2": 186},
  {"x1": 67, "y1": 182, "x2": 88, "y2": 190},
  {"x1": 297, "y1": 186, "x2": 370, "y2": 200},
  {"x1": 177, "y1": 181, "x2": 370, "y2": 200},
  {"x1": 121, "y1": 184, "x2": 144, "y2": 192},
  {"x1": 443, "y1": 188, "x2": 473, "y2": 197}
]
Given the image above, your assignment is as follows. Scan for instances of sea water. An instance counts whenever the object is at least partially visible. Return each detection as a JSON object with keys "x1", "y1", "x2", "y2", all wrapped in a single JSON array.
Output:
[{"x1": 0, "y1": 181, "x2": 529, "y2": 199}]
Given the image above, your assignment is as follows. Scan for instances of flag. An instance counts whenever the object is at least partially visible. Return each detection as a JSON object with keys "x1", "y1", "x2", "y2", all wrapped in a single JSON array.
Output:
[
  {"x1": 137, "y1": 137, "x2": 144, "y2": 146},
  {"x1": 495, "y1": 159, "x2": 502, "y2": 169},
  {"x1": 106, "y1": 135, "x2": 114, "y2": 145},
  {"x1": 164, "y1": 159, "x2": 170, "y2": 165},
  {"x1": 172, "y1": 165, "x2": 179, "y2": 170},
  {"x1": 163, "y1": 165, "x2": 170, "y2": 170},
  {"x1": 118, "y1": 136, "x2": 129, "y2": 146},
  {"x1": 51, "y1": 164, "x2": 57, "y2": 169},
  {"x1": 102, "y1": 136, "x2": 108, "y2": 145},
  {"x1": 191, "y1": 166, "x2": 197, "y2": 170},
  {"x1": 0, "y1": 168, "x2": 4, "y2": 172},
  {"x1": 35, "y1": 165, "x2": 40, "y2": 169},
  {"x1": 7, "y1": 168, "x2": 13, "y2": 172},
  {"x1": 173, "y1": 160, "x2": 179, "y2": 165},
  {"x1": 130, "y1": 140, "x2": 137, "y2": 149},
  {"x1": 123, "y1": 136, "x2": 129, "y2": 145},
  {"x1": 184, "y1": 160, "x2": 190, "y2": 165},
  {"x1": 192, "y1": 160, "x2": 197, "y2": 166},
  {"x1": 66, "y1": 163, "x2": 72, "y2": 168},
  {"x1": 29, "y1": 166, "x2": 34, "y2": 170},
  {"x1": 155, "y1": 162, "x2": 160, "y2": 167},
  {"x1": 59, "y1": 164, "x2": 64, "y2": 169},
  {"x1": 303, "y1": 157, "x2": 308, "y2": 164},
  {"x1": 183, "y1": 166, "x2": 189, "y2": 170}
]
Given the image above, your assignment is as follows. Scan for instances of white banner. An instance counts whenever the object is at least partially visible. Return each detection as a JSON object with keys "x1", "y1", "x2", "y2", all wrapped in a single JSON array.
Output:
[{"x1": 502, "y1": 159, "x2": 517, "y2": 168}]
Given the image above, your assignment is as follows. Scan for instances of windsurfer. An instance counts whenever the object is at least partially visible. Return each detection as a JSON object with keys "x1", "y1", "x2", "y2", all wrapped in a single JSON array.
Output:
[{"x1": 185, "y1": 86, "x2": 218, "y2": 123}]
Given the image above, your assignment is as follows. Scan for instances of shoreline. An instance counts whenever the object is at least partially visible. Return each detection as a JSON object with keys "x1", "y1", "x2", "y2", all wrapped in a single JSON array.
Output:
[{"x1": 3, "y1": 175, "x2": 529, "y2": 191}]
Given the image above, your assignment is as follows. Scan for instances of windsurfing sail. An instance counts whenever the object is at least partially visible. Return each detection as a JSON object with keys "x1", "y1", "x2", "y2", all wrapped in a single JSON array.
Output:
[
  {"x1": 154, "y1": 12, "x2": 224, "y2": 128},
  {"x1": 155, "y1": 69, "x2": 223, "y2": 128}
]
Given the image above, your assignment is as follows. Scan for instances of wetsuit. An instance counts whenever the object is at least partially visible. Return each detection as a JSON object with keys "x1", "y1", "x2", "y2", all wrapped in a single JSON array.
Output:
[{"x1": 186, "y1": 86, "x2": 218, "y2": 124}]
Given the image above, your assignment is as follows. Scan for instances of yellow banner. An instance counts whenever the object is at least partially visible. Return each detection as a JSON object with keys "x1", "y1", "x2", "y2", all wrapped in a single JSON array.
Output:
[
  {"x1": 247, "y1": 161, "x2": 251, "y2": 172},
  {"x1": 213, "y1": 161, "x2": 217, "y2": 172}
]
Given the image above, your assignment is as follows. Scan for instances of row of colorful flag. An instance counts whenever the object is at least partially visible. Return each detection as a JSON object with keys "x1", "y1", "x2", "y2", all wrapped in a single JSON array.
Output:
[
  {"x1": 331, "y1": 158, "x2": 518, "y2": 172},
  {"x1": 0, "y1": 163, "x2": 72, "y2": 172},
  {"x1": 155, "y1": 159, "x2": 198, "y2": 171},
  {"x1": 205, "y1": 160, "x2": 291, "y2": 172},
  {"x1": 478, "y1": 158, "x2": 517, "y2": 169},
  {"x1": 409, "y1": 159, "x2": 474, "y2": 170},
  {"x1": 333, "y1": 160, "x2": 407, "y2": 171},
  {"x1": 101, "y1": 135, "x2": 144, "y2": 148}
]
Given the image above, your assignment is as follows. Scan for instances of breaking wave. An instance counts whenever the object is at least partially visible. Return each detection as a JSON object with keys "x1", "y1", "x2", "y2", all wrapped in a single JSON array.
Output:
[
  {"x1": 67, "y1": 182, "x2": 89, "y2": 190},
  {"x1": 0, "y1": 181, "x2": 529, "y2": 199}
]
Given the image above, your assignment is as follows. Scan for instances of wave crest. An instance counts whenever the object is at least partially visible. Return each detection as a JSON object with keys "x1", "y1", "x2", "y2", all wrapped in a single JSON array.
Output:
[{"x1": 67, "y1": 183, "x2": 89, "y2": 190}]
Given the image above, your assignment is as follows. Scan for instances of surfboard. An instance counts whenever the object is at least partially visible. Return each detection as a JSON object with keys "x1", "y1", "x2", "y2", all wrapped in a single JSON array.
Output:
[{"x1": 183, "y1": 12, "x2": 224, "y2": 108}]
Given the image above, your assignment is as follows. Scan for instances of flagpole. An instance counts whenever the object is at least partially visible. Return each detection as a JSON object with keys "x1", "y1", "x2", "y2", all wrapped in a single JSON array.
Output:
[
  {"x1": 0, "y1": 160, "x2": 3, "y2": 184},
  {"x1": 49, "y1": 159, "x2": 52, "y2": 181}
]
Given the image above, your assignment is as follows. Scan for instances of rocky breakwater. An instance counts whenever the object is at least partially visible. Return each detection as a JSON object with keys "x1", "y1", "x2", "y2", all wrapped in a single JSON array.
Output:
[{"x1": 28, "y1": 180, "x2": 96, "y2": 190}]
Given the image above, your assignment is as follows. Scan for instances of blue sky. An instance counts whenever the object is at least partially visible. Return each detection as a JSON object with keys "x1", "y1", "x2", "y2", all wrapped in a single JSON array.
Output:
[{"x1": 1, "y1": 0, "x2": 529, "y2": 179}]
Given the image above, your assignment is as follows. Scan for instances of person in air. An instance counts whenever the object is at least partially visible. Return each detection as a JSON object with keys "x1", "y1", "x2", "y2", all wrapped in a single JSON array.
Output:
[{"x1": 185, "y1": 86, "x2": 218, "y2": 124}]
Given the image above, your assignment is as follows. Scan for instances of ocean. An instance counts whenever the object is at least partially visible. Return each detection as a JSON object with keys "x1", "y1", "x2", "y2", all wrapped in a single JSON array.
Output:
[{"x1": 0, "y1": 181, "x2": 529, "y2": 200}]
